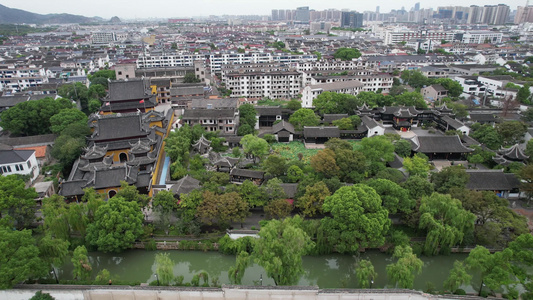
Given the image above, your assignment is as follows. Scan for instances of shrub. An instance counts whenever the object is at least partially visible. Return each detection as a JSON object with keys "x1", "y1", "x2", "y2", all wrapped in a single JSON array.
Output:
[
  {"x1": 454, "y1": 289, "x2": 466, "y2": 295},
  {"x1": 145, "y1": 239, "x2": 157, "y2": 251}
]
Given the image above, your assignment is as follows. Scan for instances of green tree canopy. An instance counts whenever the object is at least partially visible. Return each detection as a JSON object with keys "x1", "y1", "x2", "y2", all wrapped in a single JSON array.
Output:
[
  {"x1": 0, "y1": 97, "x2": 73, "y2": 136},
  {"x1": 360, "y1": 136, "x2": 395, "y2": 164},
  {"x1": 465, "y1": 245, "x2": 514, "y2": 295},
  {"x1": 403, "y1": 153, "x2": 430, "y2": 178},
  {"x1": 434, "y1": 78, "x2": 464, "y2": 98},
  {"x1": 289, "y1": 108, "x2": 320, "y2": 130},
  {"x1": 430, "y1": 166, "x2": 469, "y2": 193},
  {"x1": 394, "y1": 139, "x2": 412, "y2": 157},
  {"x1": 0, "y1": 175, "x2": 38, "y2": 229},
  {"x1": 155, "y1": 253, "x2": 175, "y2": 285},
  {"x1": 296, "y1": 181, "x2": 331, "y2": 217},
  {"x1": 240, "y1": 134, "x2": 269, "y2": 163},
  {"x1": 367, "y1": 179, "x2": 414, "y2": 214},
  {"x1": 496, "y1": 121, "x2": 527, "y2": 146},
  {"x1": 312, "y1": 92, "x2": 359, "y2": 115},
  {"x1": 228, "y1": 251, "x2": 251, "y2": 285},
  {"x1": 71, "y1": 245, "x2": 91, "y2": 280},
  {"x1": 386, "y1": 245, "x2": 423, "y2": 289},
  {"x1": 253, "y1": 216, "x2": 315, "y2": 285},
  {"x1": 238, "y1": 103, "x2": 257, "y2": 131},
  {"x1": 355, "y1": 259, "x2": 377, "y2": 288},
  {"x1": 322, "y1": 185, "x2": 391, "y2": 253},
  {"x1": 333, "y1": 48, "x2": 362, "y2": 61},
  {"x1": 183, "y1": 72, "x2": 201, "y2": 83},
  {"x1": 400, "y1": 70, "x2": 430, "y2": 89},
  {"x1": 444, "y1": 261, "x2": 472, "y2": 293},
  {"x1": 196, "y1": 191, "x2": 249, "y2": 228},
  {"x1": 310, "y1": 148, "x2": 339, "y2": 178},
  {"x1": 262, "y1": 154, "x2": 287, "y2": 177},
  {"x1": 49, "y1": 108, "x2": 88, "y2": 134},
  {"x1": 86, "y1": 196, "x2": 144, "y2": 253},
  {"x1": 0, "y1": 227, "x2": 43, "y2": 289},
  {"x1": 419, "y1": 193, "x2": 476, "y2": 255}
]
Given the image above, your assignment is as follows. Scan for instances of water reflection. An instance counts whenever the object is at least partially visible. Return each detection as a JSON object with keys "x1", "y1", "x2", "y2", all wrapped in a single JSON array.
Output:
[{"x1": 58, "y1": 250, "x2": 471, "y2": 290}]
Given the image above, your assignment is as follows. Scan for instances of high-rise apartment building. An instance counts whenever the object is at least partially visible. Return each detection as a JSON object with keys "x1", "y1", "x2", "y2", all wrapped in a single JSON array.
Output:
[
  {"x1": 295, "y1": 6, "x2": 310, "y2": 23},
  {"x1": 341, "y1": 11, "x2": 364, "y2": 28}
]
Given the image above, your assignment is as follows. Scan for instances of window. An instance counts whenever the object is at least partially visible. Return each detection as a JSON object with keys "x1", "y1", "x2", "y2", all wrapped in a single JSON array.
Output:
[
  {"x1": 27, "y1": 161, "x2": 31, "y2": 168},
  {"x1": 6, "y1": 166, "x2": 11, "y2": 172}
]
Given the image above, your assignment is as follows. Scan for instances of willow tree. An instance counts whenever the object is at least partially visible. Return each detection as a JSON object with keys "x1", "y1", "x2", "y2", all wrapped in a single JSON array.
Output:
[
  {"x1": 355, "y1": 259, "x2": 377, "y2": 288},
  {"x1": 253, "y1": 216, "x2": 314, "y2": 286},
  {"x1": 228, "y1": 251, "x2": 250, "y2": 285},
  {"x1": 155, "y1": 253, "x2": 175, "y2": 286},
  {"x1": 444, "y1": 261, "x2": 471, "y2": 293},
  {"x1": 419, "y1": 193, "x2": 475, "y2": 255},
  {"x1": 386, "y1": 245, "x2": 423, "y2": 289}
]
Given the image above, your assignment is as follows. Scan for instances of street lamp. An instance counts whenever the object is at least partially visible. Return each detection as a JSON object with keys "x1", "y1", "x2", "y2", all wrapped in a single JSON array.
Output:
[
  {"x1": 370, "y1": 279, "x2": 374, "y2": 289},
  {"x1": 155, "y1": 274, "x2": 160, "y2": 286},
  {"x1": 479, "y1": 281, "x2": 485, "y2": 296}
]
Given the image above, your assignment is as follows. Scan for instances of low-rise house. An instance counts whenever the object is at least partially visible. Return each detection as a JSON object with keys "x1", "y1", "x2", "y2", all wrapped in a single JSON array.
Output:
[
  {"x1": 230, "y1": 168, "x2": 265, "y2": 185},
  {"x1": 361, "y1": 116, "x2": 385, "y2": 137},
  {"x1": 411, "y1": 135, "x2": 473, "y2": 160},
  {"x1": 421, "y1": 84, "x2": 448, "y2": 103},
  {"x1": 182, "y1": 108, "x2": 237, "y2": 134},
  {"x1": 466, "y1": 169, "x2": 521, "y2": 199},
  {"x1": 271, "y1": 120, "x2": 295, "y2": 143},
  {"x1": 303, "y1": 126, "x2": 340, "y2": 144},
  {"x1": 0, "y1": 146, "x2": 39, "y2": 181},
  {"x1": 170, "y1": 175, "x2": 201, "y2": 199}
]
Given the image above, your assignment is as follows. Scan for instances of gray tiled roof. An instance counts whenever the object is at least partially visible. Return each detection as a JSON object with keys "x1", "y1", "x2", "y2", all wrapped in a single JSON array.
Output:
[
  {"x1": 303, "y1": 126, "x2": 340, "y2": 138},
  {"x1": 182, "y1": 108, "x2": 235, "y2": 119},
  {"x1": 0, "y1": 134, "x2": 57, "y2": 146},
  {"x1": 466, "y1": 170, "x2": 519, "y2": 191},
  {"x1": 413, "y1": 136, "x2": 473, "y2": 153},
  {"x1": 108, "y1": 79, "x2": 150, "y2": 101},
  {"x1": 272, "y1": 120, "x2": 295, "y2": 134},
  {"x1": 90, "y1": 114, "x2": 148, "y2": 142},
  {"x1": 230, "y1": 168, "x2": 265, "y2": 179},
  {"x1": 0, "y1": 149, "x2": 34, "y2": 164}
]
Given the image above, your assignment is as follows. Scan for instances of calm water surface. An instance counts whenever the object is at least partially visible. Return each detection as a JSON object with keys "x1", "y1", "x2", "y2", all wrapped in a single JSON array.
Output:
[{"x1": 57, "y1": 250, "x2": 476, "y2": 291}]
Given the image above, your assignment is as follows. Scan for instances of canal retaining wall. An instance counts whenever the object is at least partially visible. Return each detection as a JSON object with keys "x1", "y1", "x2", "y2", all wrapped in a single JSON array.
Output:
[{"x1": 4, "y1": 285, "x2": 489, "y2": 300}]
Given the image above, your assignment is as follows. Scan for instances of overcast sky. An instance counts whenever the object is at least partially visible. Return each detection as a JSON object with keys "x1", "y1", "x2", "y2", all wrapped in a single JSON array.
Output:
[{"x1": 1, "y1": 1, "x2": 524, "y2": 19}]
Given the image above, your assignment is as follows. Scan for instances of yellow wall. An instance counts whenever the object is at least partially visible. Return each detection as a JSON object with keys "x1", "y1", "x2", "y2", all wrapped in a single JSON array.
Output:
[
  {"x1": 149, "y1": 113, "x2": 175, "y2": 197},
  {"x1": 96, "y1": 187, "x2": 122, "y2": 198},
  {"x1": 106, "y1": 150, "x2": 129, "y2": 163}
]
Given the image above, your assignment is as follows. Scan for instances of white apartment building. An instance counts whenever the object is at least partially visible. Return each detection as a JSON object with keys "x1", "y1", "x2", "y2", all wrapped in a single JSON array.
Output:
[
  {"x1": 301, "y1": 80, "x2": 364, "y2": 108},
  {"x1": 136, "y1": 53, "x2": 205, "y2": 68},
  {"x1": 137, "y1": 52, "x2": 317, "y2": 73},
  {"x1": 454, "y1": 76, "x2": 487, "y2": 96},
  {"x1": 224, "y1": 71, "x2": 302, "y2": 99},
  {"x1": 383, "y1": 30, "x2": 455, "y2": 45},
  {"x1": 456, "y1": 31, "x2": 503, "y2": 44},
  {"x1": 0, "y1": 64, "x2": 48, "y2": 94}
]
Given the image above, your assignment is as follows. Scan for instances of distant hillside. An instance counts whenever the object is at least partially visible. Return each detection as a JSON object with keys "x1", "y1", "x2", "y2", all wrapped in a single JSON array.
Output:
[{"x1": 0, "y1": 4, "x2": 96, "y2": 24}]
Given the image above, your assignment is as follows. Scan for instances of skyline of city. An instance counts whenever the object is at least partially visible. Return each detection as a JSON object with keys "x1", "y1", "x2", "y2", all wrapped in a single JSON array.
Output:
[{"x1": 0, "y1": 0, "x2": 526, "y2": 19}]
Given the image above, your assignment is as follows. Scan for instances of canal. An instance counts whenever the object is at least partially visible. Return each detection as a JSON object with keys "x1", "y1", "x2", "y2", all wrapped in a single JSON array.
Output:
[{"x1": 57, "y1": 250, "x2": 477, "y2": 292}]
